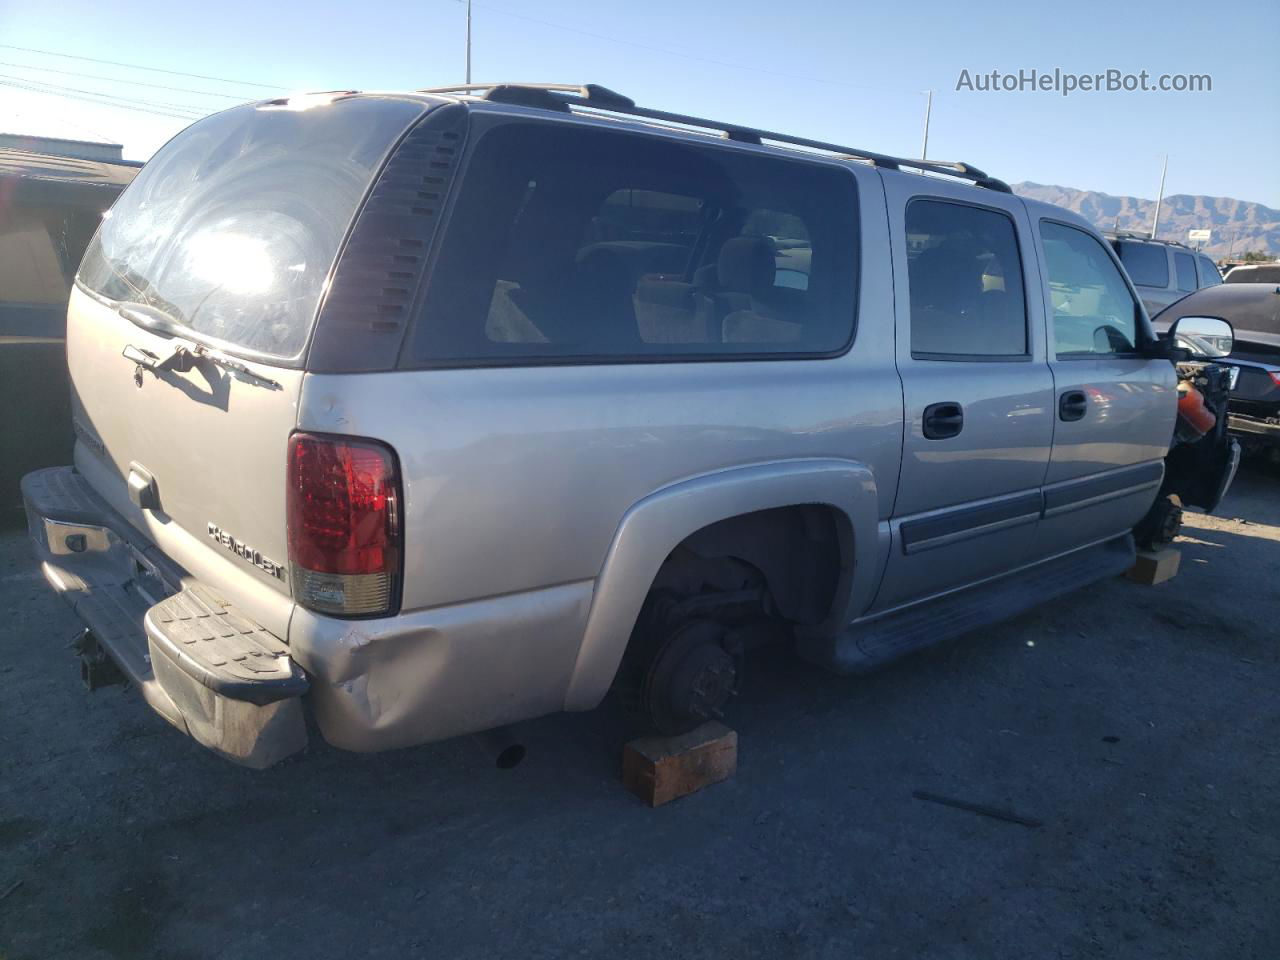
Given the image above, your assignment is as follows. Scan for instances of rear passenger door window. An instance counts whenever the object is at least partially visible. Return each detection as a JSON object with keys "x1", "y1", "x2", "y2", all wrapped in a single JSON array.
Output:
[
  {"x1": 1173, "y1": 251, "x2": 1198, "y2": 292},
  {"x1": 904, "y1": 199, "x2": 1027, "y2": 358},
  {"x1": 406, "y1": 122, "x2": 858, "y2": 365},
  {"x1": 1040, "y1": 222, "x2": 1140, "y2": 356}
]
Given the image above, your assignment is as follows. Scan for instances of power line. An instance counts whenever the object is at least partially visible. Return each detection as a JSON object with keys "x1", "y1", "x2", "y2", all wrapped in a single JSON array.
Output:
[
  {"x1": 0, "y1": 79, "x2": 202, "y2": 121},
  {"x1": 0, "y1": 73, "x2": 206, "y2": 117},
  {"x1": 0, "y1": 59, "x2": 253, "y2": 100},
  {"x1": 0, "y1": 79, "x2": 204, "y2": 121},
  {"x1": 0, "y1": 43, "x2": 283, "y2": 91}
]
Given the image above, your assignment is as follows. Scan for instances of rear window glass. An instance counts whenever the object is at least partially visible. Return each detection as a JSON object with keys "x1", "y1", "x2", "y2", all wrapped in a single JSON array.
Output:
[
  {"x1": 1197, "y1": 256, "x2": 1222, "y2": 286},
  {"x1": 406, "y1": 122, "x2": 858, "y2": 365},
  {"x1": 77, "y1": 97, "x2": 425, "y2": 361},
  {"x1": 1115, "y1": 240, "x2": 1170, "y2": 288}
]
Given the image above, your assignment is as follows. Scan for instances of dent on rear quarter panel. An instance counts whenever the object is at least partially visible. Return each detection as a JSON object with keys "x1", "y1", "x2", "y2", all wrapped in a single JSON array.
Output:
[{"x1": 288, "y1": 582, "x2": 594, "y2": 750}]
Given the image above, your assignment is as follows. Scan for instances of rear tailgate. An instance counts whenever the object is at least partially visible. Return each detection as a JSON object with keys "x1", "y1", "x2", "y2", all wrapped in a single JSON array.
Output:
[
  {"x1": 67, "y1": 287, "x2": 303, "y2": 634},
  {"x1": 66, "y1": 94, "x2": 429, "y2": 636}
]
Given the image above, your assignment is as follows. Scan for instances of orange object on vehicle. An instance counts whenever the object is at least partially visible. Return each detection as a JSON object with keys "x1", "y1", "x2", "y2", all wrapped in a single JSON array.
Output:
[{"x1": 1176, "y1": 381, "x2": 1217, "y2": 439}]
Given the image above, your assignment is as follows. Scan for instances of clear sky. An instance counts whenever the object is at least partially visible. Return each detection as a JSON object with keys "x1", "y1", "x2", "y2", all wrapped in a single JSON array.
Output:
[{"x1": 2, "y1": 0, "x2": 1277, "y2": 207}]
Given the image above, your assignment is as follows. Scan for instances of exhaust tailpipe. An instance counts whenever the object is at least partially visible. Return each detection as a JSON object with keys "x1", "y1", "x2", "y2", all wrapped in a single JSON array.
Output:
[{"x1": 474, "y1": 726, "x2": 526, "y2": 770}]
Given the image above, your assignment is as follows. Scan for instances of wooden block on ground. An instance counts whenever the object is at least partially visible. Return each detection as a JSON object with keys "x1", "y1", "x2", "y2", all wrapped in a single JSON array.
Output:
[
  {"x1": 623, "y1": 721, "x2": 737, "y2": 807},
  {"x1": 1125, "y1": 547, "x2": 1181, "y2": 585}
]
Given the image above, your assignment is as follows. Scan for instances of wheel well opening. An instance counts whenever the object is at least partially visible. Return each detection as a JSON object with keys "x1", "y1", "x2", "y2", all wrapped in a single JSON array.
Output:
[
  {"x1": 612, "y1": 504, "x2": 849, "y2": 734},
  {"x1": 648, "y1": 504, "x2": 847, "y2": 627}
]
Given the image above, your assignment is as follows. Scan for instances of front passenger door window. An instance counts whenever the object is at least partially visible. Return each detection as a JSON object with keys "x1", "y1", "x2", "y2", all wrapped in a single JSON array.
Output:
[{"x1": 1039, "y1": 222, "x2": 1140, "y2": 357}]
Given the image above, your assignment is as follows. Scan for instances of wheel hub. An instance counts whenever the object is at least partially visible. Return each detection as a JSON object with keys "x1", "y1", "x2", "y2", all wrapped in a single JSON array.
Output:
[{"x1": 643, "y1": 620, "x2": 738, "y2": 734}]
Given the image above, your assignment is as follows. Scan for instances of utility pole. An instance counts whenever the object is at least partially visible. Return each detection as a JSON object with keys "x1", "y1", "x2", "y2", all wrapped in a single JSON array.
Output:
[
  {"x1": 920, "y1": 90, "x2": 932, "y2": 160},
  {"x1": 1150, "y1": 154, "x2": 1168, "y2": 240},
  {"x1": 465, "y1": 0, "x2": 472, "y2": 84}
]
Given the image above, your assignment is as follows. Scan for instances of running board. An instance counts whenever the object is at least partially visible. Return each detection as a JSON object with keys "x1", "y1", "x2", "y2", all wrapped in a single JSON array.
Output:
[{"x1": 798, "y1": 535, "x2": 1136, "y2": 675}]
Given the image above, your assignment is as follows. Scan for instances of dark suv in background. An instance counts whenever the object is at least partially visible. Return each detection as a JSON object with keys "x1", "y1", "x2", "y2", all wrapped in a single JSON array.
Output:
[
  {"x1": 0, "y1": 147, "x2": 138, "y2": 522},
  {"x1": 1108, "y1": 233, "x2": 1222, "y2": 315}
]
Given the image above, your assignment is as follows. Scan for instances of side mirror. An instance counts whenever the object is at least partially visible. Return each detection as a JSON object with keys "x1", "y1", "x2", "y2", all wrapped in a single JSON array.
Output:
[{"x1": 1167, "y1": 315, "x2": 1234, "y2": 359}]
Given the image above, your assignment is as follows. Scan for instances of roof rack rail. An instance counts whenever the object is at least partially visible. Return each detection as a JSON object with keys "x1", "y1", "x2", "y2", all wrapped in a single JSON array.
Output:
[
  {"x1": 418, "y1": 82, "x2": 1012, "y2": 194},
  {"x1": 1105, "y1": 229, "x2": 1192, "y2": 248}
]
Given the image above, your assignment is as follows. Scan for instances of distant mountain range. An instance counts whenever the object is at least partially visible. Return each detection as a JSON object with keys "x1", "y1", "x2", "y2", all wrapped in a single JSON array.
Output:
[{"x1": 1011, "y1": 182, "x2": 1279, "y2": 260}]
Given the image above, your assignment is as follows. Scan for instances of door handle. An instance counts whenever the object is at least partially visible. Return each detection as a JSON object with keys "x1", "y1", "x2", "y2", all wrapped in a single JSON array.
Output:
[
  {"x1": 1059, "y1": 390, "x2": 1088, "y2": 422},
  {"x1": 922, "y1": 401, "x2": 964, "y2": 440}
]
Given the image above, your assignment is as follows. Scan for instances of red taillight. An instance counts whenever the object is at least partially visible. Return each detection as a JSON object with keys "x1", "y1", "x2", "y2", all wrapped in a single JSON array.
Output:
[
  {"x1": 1270, "y1": 371, "x2": 1280, "y2": 388},
  {"x1": 287, "y1": 433, "x2": 401, "y2": 616}
]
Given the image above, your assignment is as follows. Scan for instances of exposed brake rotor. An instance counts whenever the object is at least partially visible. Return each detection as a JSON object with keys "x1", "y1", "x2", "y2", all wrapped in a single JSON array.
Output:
[{"x1": 642, "y1": 619, "x2": 739, "y2": 735}]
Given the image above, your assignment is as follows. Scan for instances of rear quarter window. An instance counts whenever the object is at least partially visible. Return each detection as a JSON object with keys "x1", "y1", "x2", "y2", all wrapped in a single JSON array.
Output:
[
  {"x1": 1197, "y1": 256, "x2": 1222, "y2": 286},
  {"x1": 77, "y1": 97, "x2": 426, "y2": 362},
  {"x1": 404, "y1": 122, "x2": 859, "y2": 365}
]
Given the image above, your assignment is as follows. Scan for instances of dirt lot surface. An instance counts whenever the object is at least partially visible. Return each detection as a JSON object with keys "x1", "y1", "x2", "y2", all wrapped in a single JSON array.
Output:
[{"x1": 2, "y1": 470, "x2": 1278, "y2": 960}]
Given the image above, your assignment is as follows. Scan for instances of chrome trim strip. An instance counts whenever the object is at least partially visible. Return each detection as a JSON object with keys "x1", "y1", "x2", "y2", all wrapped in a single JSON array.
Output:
[
  {"x1": 1042, "y1": 461, "x2": 1164, "y2": 516},
  {"x1": 898, "y1": 490, "x2": 1043, "y2": 555},
  {"x1": 1041, "y1": 481, "x2": 1161, "y2": 518},
  {"x1": 903, "y1": 509, "x2": 1041, "y2": 554}
]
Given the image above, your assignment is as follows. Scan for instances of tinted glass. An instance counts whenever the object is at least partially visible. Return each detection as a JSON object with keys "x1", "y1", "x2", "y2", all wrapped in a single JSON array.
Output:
[
  {"x1": 905, "y1": 199, "x2": 1027, "y2": 357},
  {"x1": 78, "y1": 97, "x2": 424, "y2": 360},
  {"x1": 407, "y1": 123, "x2": 858, "y2": 364},
  {"x1": 0, "y1": 207, "x2": 80, "y2": 307},
  {"x1": 1197, "y1": 256, "x2": 1222, "y2": 286},
  {"x1": 1, "y1": 203, "x2": 104, "y2": 338},
  {"x1": 1173, "y1": 251, "x2": 1198, "y2": 292},
  {"x1": 1041, "y1": 222, "x2": 1139, "y2": 356},
  {"x1": 1115, "y1": 240, "x2": 1170, "y2": 288}
]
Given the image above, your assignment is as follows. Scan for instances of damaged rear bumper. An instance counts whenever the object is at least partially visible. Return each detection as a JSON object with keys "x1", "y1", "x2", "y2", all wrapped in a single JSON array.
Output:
[{"x1": 21, "y1": 467, "x2": 308, "y2": 769}]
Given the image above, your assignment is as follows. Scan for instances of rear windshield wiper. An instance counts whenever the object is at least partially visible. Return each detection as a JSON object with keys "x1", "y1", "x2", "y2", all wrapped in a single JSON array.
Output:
[
  {"x1": 118, "y1": 301, "x2": 188, "y2": 338},
  {"x1": 117, "y1": 302, "x2": 281, "y2": 391}
]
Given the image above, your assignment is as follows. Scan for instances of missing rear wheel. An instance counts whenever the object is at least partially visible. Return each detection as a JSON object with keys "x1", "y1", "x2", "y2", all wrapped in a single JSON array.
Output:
[{"x1": 641, "y1": 619, "x2": 738, "y2": 735}]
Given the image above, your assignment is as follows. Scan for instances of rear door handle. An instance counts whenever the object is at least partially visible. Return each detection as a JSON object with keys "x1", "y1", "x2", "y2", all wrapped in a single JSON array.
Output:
[
  {"x1": 922, "y1": 401, "x2": 964, "y2": 440},
  {"x1": 1059, "y1": 390, "x2": 1088, "y2": 422}
]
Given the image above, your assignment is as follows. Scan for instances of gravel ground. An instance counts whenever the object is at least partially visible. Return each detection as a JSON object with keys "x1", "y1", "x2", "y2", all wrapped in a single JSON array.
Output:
[{"x1": 1, "y1": 469, "x2": 1278, "y2": 960}]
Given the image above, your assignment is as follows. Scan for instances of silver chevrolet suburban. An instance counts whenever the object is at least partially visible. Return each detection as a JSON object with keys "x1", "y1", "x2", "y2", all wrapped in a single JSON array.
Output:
[{"x1": 23, "y1": 83, "x2": 1211, "y2": 768}]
